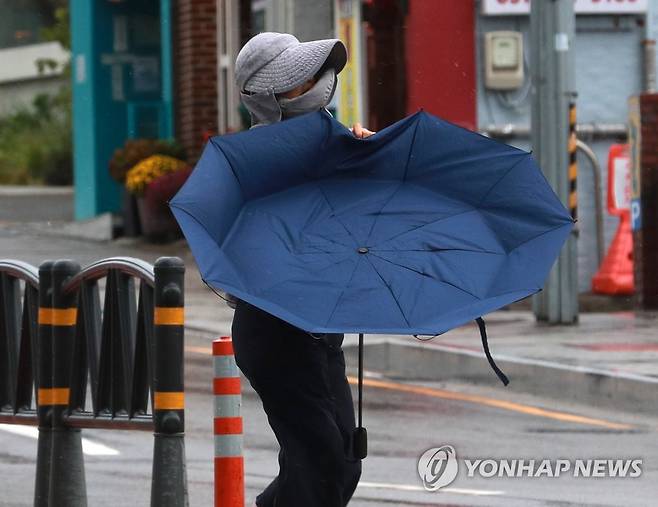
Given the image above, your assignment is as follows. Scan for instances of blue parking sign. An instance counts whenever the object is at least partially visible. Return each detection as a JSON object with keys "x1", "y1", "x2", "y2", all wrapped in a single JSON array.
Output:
[{"x1": 631, "y1": 199, "x2": 642, "y2": 231}]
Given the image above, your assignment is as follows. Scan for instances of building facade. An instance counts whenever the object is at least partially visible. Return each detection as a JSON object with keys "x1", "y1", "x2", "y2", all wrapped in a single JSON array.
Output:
[
  {"x1": 0, "y1": 1, "x2": 69, "y2": 116},
  {"x1": 69, "y1": 0, "x2": 656, "y2": 293}
]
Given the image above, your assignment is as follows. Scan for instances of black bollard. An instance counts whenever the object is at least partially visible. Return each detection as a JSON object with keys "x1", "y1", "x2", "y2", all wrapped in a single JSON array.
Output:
[
  {"x1": 48, "y1": 260, "x2": 86, "y2": 507},
  {"x1": 151, "y1": 257, "x2": 188, "y2": 507}
]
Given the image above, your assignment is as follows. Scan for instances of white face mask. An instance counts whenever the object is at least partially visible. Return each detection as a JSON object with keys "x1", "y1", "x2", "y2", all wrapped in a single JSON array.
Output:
[{"x1": 277, "y1": 69, "x2": 337, "y2": 119}]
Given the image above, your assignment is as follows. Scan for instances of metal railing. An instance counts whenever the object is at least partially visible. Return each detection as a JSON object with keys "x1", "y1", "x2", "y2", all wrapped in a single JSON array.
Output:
[
  {"x1": 480, "y1": 122, "x2": 628, "y2": 141},
  {"x1": 62, "y1": 257, "x2": 158, "y2": 430},
  {"x1": 0, "y1": 256, "x2": 188, "y2": 507},
  {"x1": 0, "y1": 260, "x2": 39, "y2": 425}
]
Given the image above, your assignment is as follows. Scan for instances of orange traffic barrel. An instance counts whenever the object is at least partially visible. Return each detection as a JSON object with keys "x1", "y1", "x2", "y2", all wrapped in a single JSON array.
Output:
[{"x1": 213, "y1": 336, "x2": 244, "y2": 507}]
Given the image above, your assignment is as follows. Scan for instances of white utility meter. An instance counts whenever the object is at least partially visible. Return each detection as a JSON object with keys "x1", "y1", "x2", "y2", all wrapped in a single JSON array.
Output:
[{"x1": 484, "y1": 31, "x2": 524, "y2": 90}]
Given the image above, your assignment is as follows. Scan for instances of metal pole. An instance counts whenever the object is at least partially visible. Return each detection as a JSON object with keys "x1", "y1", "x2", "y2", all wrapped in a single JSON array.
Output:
[
  {"x1": 642, "y1": 39, "x2": 656, "y2": 93},
  {"x1": 353, "y1": 333, "x2": 367, "y2": 459},
  {"x1": 576, "y1": 139, "x2": 605, "y2": 266},
  {"x1": 151, "y1": 257, "x2": 188, "y2": 507},
  {"x1": 48, "y1": 260, "x2": 86, "y2": 507},
  {"x1": 530, "y1": 0, "x2": 579, "y2": 324},
  {"x1": 213, "y1": 336, "x2": 244, "y2": 507}
]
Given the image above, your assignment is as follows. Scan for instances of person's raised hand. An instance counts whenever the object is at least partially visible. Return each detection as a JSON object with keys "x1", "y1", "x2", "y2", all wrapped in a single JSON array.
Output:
[{"x1": 352, "y1": 122, "x2": 375, "y2": 139}]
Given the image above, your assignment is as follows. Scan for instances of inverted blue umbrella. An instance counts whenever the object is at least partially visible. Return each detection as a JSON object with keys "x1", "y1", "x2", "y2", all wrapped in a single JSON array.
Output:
[{"x1": 170, "y1": 110, "x2": 574, "y2": 456}]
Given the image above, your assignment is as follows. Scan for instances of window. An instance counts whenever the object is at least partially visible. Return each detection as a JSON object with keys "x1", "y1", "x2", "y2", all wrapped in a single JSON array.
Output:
[{"x1": 0, "y1": 0, "x2": 58, "y2": 49}]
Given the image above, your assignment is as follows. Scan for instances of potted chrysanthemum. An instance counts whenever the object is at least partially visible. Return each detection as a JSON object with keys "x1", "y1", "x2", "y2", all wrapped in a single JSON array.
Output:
[
  {"x1": 109, "y1": 139, "x2": 186, "y2": 236},
  {"x1": 125, "y1": 154, "x2": 192, "y2": 241}
]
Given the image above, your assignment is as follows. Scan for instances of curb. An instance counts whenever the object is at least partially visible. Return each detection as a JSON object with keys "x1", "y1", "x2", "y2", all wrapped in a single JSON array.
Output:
[
  {"x1": 23, "y1": 213, "x2": 115, "y2": 242},
  {"x1": 0, "y1": 186, "x2": 73, "y2": 196},
  {"x1": 342, "y1": 338, "x2": 658, "y2": 416}
]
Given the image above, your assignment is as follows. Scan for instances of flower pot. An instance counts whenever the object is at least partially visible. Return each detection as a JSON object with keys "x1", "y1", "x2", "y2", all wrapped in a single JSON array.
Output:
[
  {"x1": 133, "y1": 166, "x2": 192, "y2": 242},
  {"x1": 136, "y1": 195, "x2": 180, "y2": 242},
  {"x1": 122, "y1": 191, "x2": 142, "y2": 237}
]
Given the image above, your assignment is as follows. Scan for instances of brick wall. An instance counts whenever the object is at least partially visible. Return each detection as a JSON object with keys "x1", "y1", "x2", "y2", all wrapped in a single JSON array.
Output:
[
  {"x1": 632, "y1": 94, "x2": 658, "y2": 309},
  {"x1": 174, "y1": 0, "x2": 218, "y2": 162}
]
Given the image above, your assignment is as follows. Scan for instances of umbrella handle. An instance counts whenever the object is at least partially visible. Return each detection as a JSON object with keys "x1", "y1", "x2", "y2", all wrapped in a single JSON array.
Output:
[{"x1": 353, "y1": 427, "x2": 367, "y2": 460}]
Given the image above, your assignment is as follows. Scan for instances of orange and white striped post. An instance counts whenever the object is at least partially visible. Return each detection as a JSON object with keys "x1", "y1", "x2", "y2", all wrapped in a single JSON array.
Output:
[{"x1": 213, "y1": 336, "x2": 244, "y2": 507}]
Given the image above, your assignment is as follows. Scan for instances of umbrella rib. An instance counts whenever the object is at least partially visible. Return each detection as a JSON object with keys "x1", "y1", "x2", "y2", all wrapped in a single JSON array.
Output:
[
  {"x1": 409, "y1": 151, "x2": 526, "y2": 183},
  {"x1": 362, "y1": 181, "x2": 404, "y2": 244},
  {"x1": 168, "y1": 204, "x2": 246, "y2": 288},
  {"x1": 298, "y1": 193, "x2": 353, "y2": 249},
  {"x1": 211, "y1": 138, "x2": 244, "y2": 192},
  {"x1": 476, "y1": 153, "x2": 531, "y2": 208},
  {"x1": 402, "y1": 115, "x2": 421, "y2": 182},
  {"x1": 299, "y1": 232, "x2": 353, "y2": 250},
  {"x1": 324, "y1": 256, "x2": 364, "y2": 327},
  {"x1": 501, "y1": 221, "x2": 573, "y2": 256},
  {"x1": 295, "y1": 247, "x2": 347, "y2": 255},
  {"x1": 371, "y1": 247, "x2": 503, "y2": 255},
  {"x1": 253, "y1": 255, "x2": 356, "y2": 298},
  {"x1": 370, "y1": 208, "x2": 479, "y2": 248},
  {"x1": 315, "y1": 183, "x2": 359, "y2": 247},
  {"x1": 368, "y1": 252, "x2": 481, "y2": 301},
  {"x1": 253, "y1": 205, "x2": 353, "y2": 253},
  {"x1": 360, "y1": 119, "x2": 421, "y2": 247},
  {"x1": 362, "y1": 255, "x2": 411, "y2": 328}
]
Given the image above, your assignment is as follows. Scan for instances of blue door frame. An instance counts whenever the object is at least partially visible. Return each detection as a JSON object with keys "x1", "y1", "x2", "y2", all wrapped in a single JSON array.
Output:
[{"x1": 71, "y1": 0, "x2": 174, "y2": 220}]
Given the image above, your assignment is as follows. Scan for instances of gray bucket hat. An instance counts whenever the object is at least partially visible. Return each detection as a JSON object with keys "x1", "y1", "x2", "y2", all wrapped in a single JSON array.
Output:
[{"x1": 235, "y1": 32, "x2": 347, "y2": 94}]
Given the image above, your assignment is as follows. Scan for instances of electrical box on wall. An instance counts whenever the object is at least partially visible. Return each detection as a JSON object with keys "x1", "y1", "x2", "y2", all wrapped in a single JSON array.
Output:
[{"x1": 484, "y1": 31, "x2": 524, "y2": 90}]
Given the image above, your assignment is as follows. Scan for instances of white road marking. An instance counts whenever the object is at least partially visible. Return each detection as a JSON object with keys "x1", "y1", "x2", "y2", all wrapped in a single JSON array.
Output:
[
  {"x1": 246, "y1": 474, "x2": 504, "y2": 498},
  {"x1": 0, "y1": 424, "x2": 41, "y2": 440},
  {"x1": 0, "y1": 423, "x2": 120, "y2": 456},
  {"x1": 357, "y1": 480, "x2": 504, "y2": 496},
  {"x1": 80, "y1": 437, "x2": 120, "y2": 456},
  {"x1": 363, "y1": 370, "x2": 385, "y2": 379}
]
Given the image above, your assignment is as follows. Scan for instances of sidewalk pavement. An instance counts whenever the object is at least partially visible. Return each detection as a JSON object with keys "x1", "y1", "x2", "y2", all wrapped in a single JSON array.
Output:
[
  {"x1": 0, "y1": 185, "x2": 73, "y2": 223},
  {"x1": 1, "y1": 199, "x2": 656, "y2": 416}
]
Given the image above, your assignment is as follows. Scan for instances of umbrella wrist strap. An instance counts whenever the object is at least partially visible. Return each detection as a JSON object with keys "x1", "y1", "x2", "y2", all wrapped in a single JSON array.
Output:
[{"x1": 476, "y1": 317, "x2": 509, "y2": 386}]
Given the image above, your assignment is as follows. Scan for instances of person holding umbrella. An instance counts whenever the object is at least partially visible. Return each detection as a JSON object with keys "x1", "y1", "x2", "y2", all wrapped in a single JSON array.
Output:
[
  {"x1": 231, "y1": 32, "x2": 373, "y2": 507},
  {"x1": 172, "y1": 29, "x2": 574, "y2": 507}
]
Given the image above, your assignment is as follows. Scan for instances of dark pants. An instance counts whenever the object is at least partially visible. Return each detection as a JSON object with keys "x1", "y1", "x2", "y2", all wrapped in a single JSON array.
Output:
[{"x1": 231, "y1": 301, "x2": 362, "y2": 507}]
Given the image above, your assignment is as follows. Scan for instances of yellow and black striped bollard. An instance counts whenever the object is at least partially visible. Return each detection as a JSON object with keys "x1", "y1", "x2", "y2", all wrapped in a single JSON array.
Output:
[
  {"x1": 36, "y1": 260, "x2": 86, "y2": 507},
  {"x1": 569, "y1": 102, "x2": 578, "y2": 221},
  {"x1": 152, "y1": 257, "x2": 189, "y2": 506}
]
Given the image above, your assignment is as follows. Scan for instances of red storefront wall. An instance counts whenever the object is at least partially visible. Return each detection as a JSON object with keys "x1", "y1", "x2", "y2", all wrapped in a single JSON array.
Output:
[{"x1": 405, "y1": 0, "x2": 477, "y2": 130}]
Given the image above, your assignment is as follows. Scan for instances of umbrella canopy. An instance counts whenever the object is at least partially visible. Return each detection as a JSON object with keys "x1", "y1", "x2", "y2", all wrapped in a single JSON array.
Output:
[{"x1": 171, "y1": 110, "x2": 574, "y2": 336}]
